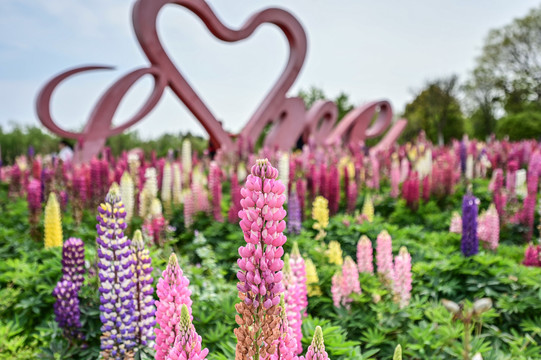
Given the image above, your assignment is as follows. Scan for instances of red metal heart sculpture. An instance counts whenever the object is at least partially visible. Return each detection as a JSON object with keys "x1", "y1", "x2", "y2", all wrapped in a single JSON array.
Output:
[{"x1": 36, "y1": 0, "x2": 406, "y2": 163}]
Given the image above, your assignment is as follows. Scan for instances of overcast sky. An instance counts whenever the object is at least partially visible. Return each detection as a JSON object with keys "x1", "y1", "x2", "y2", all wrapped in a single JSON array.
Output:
[{"x1": 1, "y1": 0, "x2": 539, "y2": 139}]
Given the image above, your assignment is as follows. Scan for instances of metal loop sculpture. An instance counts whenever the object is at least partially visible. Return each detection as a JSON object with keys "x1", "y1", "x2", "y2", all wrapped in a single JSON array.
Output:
[{"x1": 36, "y1": 0, "x2": 407, "y2": 163}]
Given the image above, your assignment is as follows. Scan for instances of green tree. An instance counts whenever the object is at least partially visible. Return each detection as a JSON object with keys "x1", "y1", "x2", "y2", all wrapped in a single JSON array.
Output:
[
  {"x1": 469, "y1": 5, "x2": 541, "y2": 115},
  {"x1": 495, "y1": 110, "x2": 541, "y2": 141},
  {"x1": 297, "y1": 86, "x2": 354, "y2": 121},
  {"x1": 401, "y1": 75, "x2": 466, "y2": 145}
]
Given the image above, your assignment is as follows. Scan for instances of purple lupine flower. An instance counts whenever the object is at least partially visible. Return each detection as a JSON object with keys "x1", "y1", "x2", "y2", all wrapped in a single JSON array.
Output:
[
  {"x1": 328, "y1": 164, "x2": 340, "y2": 215},
  {"x1": 459, "y1": 141, "x2": 467, "y2": 175},
  {"x1": 96, "y1": 185, "x2": 136, "y2": 359},
  {"x1": 61, "y1": 237, "x2": 85, "y2": 290},
  {"x1": 130, "y1": 230, "x2": 156, "y2": 346},
  {"x1": 288, "y1": 190, "x2": 302, "y2": 234},
  {"x1": 461, "y1": 193, "x2": 479, "y2": 257},
  {"x1": 53, "y1": 280, "x2": 82, "y2": 339}
]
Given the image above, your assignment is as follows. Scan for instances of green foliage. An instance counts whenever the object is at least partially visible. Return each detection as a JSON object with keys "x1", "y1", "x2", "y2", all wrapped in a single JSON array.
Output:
[
  {"x1": 0, "y1": 125, "x2": 58, "y2": 164},
  {"x1": 401, "y1": 75, "x2": 466, "y2": 145},
  {"x1": 495, "y1": 110, "x2": 541, "y2": 141}
]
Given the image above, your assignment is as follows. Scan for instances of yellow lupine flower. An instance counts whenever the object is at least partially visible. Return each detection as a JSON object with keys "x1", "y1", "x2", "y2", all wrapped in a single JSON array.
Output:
[
  {"x1": 362, "y1": 195, "x2": 374, "y2": 223},
  {"x1": 120, "y1": 172, "x2": 134, "y2": 223},
  {"x1": 326, "y1": 240, "x2": 343, "y2": 265},
  {"x1": 305, "y1": 258, "x2": 322, "y2": 296},
  {"x1": 312, "y1": 196, "x2": 329, "y2": 231},
  {"x1": 44, "y1": 193, "x2": 62, "y2": 248}
]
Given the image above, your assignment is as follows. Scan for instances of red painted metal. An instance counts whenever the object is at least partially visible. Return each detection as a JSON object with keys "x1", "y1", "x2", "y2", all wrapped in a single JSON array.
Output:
[{"x1": 36, "y1": 0, "x2": 406, "y2": 162}]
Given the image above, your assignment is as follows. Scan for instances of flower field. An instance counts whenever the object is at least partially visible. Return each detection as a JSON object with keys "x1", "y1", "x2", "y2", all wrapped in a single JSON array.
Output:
[{"x1": 1, "y1": 138, "x2": 541, "y2": 360}]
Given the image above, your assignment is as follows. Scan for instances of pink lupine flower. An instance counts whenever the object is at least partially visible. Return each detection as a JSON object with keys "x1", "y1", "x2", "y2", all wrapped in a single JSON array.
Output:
[
  {"x1": 390, "y1": 156, "x2": 400, "y2": 198},
  {"x1": 304, "y1": 326, "x2": 329, "y2": 360},
  {"x1": 328, "y1": 165, "x2": 339, "y2": 215},
  {"x1": 228, "y1": 173, "x2": 242, "y2": 224},
  {"x1": 331, "y1": 272, "x2": 344, "y2": 308},
  {"x1": 342, "y1": 256, "x2": 361, "y2": 297},
  {"x1": 506, "y1": 160, "x2": 518, "y2": 196},
  {"x1": 235, "y1": 159, "x2": 287, "y2": 358},
  {"x1": 478, "y1": 205, "x2": 499, "y2": 250},
  {"x1": 155, "y1": 253, "x2": 193, "y2": 360},
  {"x1": 283, "y1": 254, "x2": 303, "y2": 355},
  {"x1": 370, "y1": 153, "x2": 380, "y2": 190},
  {"x1": 376, "y1": 230, "x2": 394, "y2": 283},
  {"x1": 422, "y1": 175, "x2": 430, "y2": 202},
  {"x1": 166, "y1": 304, "x2": 208, "y2": 360},
  {"x1": 356, "y1": 235, "x2": 374, "y2": 274},
  {"x1": 208, "y1": 161, "x2": 223, "y2": 222},
  {"x1": 271, "y1": 297, "x2": 300, "y2": 360},
  {"x1": 290, "y1": 243, "x2": 308, "y2": 315},
  {"x1": 393, "y1": 247, "x2": 412, "y2": 308},
  {"x1": 402, "y1": 171, "x2": 420, "y2": 210},
  {"x1": 450, "y1": 212, "x2": 462, "y2": 234}
]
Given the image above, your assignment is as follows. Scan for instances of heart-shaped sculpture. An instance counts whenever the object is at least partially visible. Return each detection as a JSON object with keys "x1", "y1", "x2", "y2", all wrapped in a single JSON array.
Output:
[
  {"x1": 36, "y1": 0, "x2": 407, "y2": 163},
  {"x1": 133, "y1": 0, "x2": 307, "y2": 150}
]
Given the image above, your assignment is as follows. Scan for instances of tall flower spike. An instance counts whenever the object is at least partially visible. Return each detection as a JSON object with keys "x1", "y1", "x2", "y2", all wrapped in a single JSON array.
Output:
[
  {"x1": 393, "y1": 344, "x2": 402, "y2": 360},
  {"x1": 161, "y1": 162, "x2": 173, "y2": 218},
  {"x1": 120, "y1": 172, "x2": 135, "y2": 223},
  {"x1": 182, "y1": 139, "x2": 192, "y2": 186},
  {"x1": 356, "y1": 235, "x2": 374, "y2": 274},
  {"x1": 172, "y1": 163, "x2": 183, "y2": 206},
  {"x1": 96, "y1": 184, "x2": 136, "y2": 359},
  {"x1": 44, "y1": 192, "x2": 63, "y2": 248},
  {"x1": 282, "y1": 254, "x2": 303, "y2": 355},
  {"x1": 376, "y1": 230, "x2": 394, "y2": 284},
  {"x1": 209, "y1": 161, "x2": 223, "y2": 222},
  {"x1": 235, "y1": 159, "x2": 287, "y2": 359},
  {"x1": 166, "y1": 304, "x2": 209, "y2": 360},
  {"x1": 61, "y1": 237, "x2": 85, "y2": 290},
  {"x1": 290, "y1": 243, "x2": 308, "y2": 315},
  {"x1": 361, "y1": 195, "x2": 374, "y2": 223},
  {"x1": 53, "y1": 280, "x2": 82, "y2": 340},
  {"x1": 27, "y1": 179, "x2": 42, "y2": 239},
  {"x1": 326, "y1": 241, "x2": 343, "y2": 266},
  {"x1": 271, "y1": 296, "x2": 299, "y2": 360},
  {"x1": 449, "y1": 211, "x2": 462, "y2": 234},
  {"x1": 461, "y1": 193, "x2": 479, "y2": 257},
  {"x1": 288, "y1": 191, "x2": 302, "y2": 235},
  {"x1": 130, "y1": 230, "x2": 156, "y2": 347},
  {"x1": 305, "y1": 258, "x2": 322, "y2": 297},
  {"x1": 393, "y1": 247, "x2": 412, "y2": 308},
  {"x1": 312, "y1": 196, "x2": 329, "y2": 239},
  {"x1": 331, "y1": 272, "x2": 344, "y2": 308},
  {"x1": 155, "y1": 253, "x2": 193, "y2": 360},
  {"x1": 478, "y1": 204, "x2": 499, "y2": 250},
  {"x1": 305, "y1": 326, "x2": 329, "y2": 360}
]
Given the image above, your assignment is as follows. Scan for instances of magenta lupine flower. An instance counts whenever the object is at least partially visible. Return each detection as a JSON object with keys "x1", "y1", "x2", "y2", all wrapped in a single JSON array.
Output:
[
  {"x1": 522, "y1": 171, "x2": 538, "y2": 241},
  {"x1": 283, "y1": 254, "x2": 303, "y2": 355},
  {"x1": 319, "y1": 163, "x2": 328, "y2": 200},
  {"x1": 53, "y1": 280, "x2": 82, "y2": 339},
  {"x1": 356, "y1": 235, "x2": 374, "y2": 274},
  {"x1": 96, "y1": 186, "x2": 136, "y2": 358},
  {"x1": 61, "y1": 237, "x2": 85, "y2": 290},
  {"x1": 523, "y1": 244, "x2": 540, "y2": 267},
  {"x1": 235, "y1": 159, "x2": 287, "y2": 358},
  {"x1": 271, "y1": 297, "x2": 300, "y2": 360},
  {"x1": 166, "y1": 304, "x2": 209, "y2": 360},
  {"x1": 27, "y1": 179, "x2": 42, "y2": 236},
  {"x1": 328, "y1": 165, "x2": 339, "y2": 215},
  {"x1": 155, "y1": 253, "x2": 193, "y2": 360},
  {"x1": 237, "y1": 159, "x2": 287, "y2": 309},
  {"x1": 393, "y1": 247, "x2": 412, "y2": 308},
  {"x1": 422, "y1": 175, "x2": 430, "y2": 202},
  {"x1": 90, "y1": 158, "x2": 102, "y2": 206},
  {"x1": 491, "y1": 169, "x2": 506, "y2": 220},
  {"x1": 290, "y1": 243, "x2": 308, "y2": 315},
  {"x1": 346, "y1": 180, "x2": 357, "y2": 214},
  {"x1": 370, "y1": 154, "x2": 380, "y2": 190},
  {"x1": 305, "y1": 326, "x2": 329, "y2": 360},
  {"x1": 209, "y1": 161, "x2": 223, "y2": 222},
  {"x1": 228, "y1": 173, "x2": 242, "y2": 224},
  {"x1": 402, "y1": 171, "x2": 420, "y2": 210},
  {"x1": 376, "y1": 230, "x2": 394, "y2": 283},
  {"x1": 131, "y1": 231, "x2": 156, "y2": 346},
  {"x1": 506, "y1": 160, "x2": 518, "y2": 196}
]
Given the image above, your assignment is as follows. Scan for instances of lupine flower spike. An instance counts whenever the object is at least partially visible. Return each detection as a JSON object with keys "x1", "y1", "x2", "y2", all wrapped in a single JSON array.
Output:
[
  {"x1": 235, "y1": 159, "x2": 287, "y2": 359},
  {"x1": 376, "y1": 230, "x2": 394, "y2": 284},
  {"x1": 305, "y1": 258, "x2": 322, "y2": 297},
  {"x1": 53, "y1": 280, "x2": 82, "y2": 340},
  {"x1": 289, "y1": 242, "x2": 308, "y2": 315},
  {"x1": 155, "y1": 253, "x2": 193, "y2": 360},
  {"x1": 393, "y1": 345, "x2": 402, "y2": 360},
  {"x1": 282, "y1": 254, "x2": 303, "y2": 355},
  {"x1": 166, "y1": 304, "x2": 209, "y2": 360},
  {"x1": 96, "y1": 184, "x2": 136, "y2": 359},
  {"x1": 326, "y1": 240, "x2": 343, "y2": 266},
  {"x1": 312, "y1": 196, "x2": 329, "y2": 240},
  {"x1": 361, "y1": 195, "x2": 374, "y2": 222},
  {"x1": 305, "y1": 326, "x2": 329, "y2": 360},
  {"x1": 130, "y1": 230, "x2": 156, "y2": 347},
  {"x1": 271, "y1": 296, "x2": 299, "y2": 360},
  {"x1": 393, "y1": 247, "x2": 412, "y2": 308},
  {"x1": 356, "y1": 235, "x2": 374, "y2": 274},
  {"x1": 461, "y1": 193, "x2": 479, "y2": 257},
  {"x1": 44, "y1": 192, "x2": 63, "y2": 248},
  {"x1": 61, "y1": 237, "x2": 85, "y2": 290}
]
